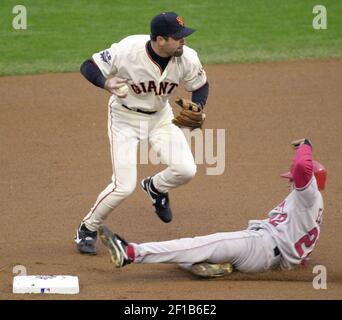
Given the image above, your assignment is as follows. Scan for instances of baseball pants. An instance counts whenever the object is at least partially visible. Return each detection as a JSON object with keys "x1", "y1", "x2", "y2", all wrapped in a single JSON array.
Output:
[
  {"x1": 131, "y1": 229, "x2": 281, "y2": 273},
  {"x1": 83, "y1": 98, "x2": 196, "y2": 230}
]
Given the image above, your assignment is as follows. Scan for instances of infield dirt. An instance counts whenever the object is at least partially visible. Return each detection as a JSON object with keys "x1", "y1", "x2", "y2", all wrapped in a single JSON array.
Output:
[{"x1": 1, "y1": 59, "x2": 341, "y2": 299}]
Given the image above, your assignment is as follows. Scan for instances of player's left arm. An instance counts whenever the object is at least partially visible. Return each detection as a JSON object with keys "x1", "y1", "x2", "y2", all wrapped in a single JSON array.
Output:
[
  {"x1": 191, "y1": 82, "x2": 209, "y2": 109},
  {"x1": 182, "y1": 48, "x2": 208, "y2": 103},
  {"x1": 292, "y1": 139, "x2": 313, "y2": 189},
  {"x1": 291, "y1": 139, "x2": 318, "y2": 207},
  {"x1": 172, "y1": 48, "x2": 208, "y2": 130}
]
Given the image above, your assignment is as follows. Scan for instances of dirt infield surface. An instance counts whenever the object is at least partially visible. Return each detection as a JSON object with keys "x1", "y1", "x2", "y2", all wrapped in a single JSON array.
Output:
[{"x1": 1, "y1": 60, "x2": 342, "y2": 300}]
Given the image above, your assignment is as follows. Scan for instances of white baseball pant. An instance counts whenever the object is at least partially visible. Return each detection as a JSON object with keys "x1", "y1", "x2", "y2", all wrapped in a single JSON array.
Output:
[
  {"x1": 83, "y1": 98, "x2": 196, "y2": 230},
  {"x1": 131, "y1": 229, "x2": 281, "y2": 273}
]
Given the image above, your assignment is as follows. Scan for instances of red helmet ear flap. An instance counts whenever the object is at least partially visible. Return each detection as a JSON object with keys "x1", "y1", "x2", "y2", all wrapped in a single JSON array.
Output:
[{"x1": 313, "y1": 160, "x2": 327, "y2": 191}]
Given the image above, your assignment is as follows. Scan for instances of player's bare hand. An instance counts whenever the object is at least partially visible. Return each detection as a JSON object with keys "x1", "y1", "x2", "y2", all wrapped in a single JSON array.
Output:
[
  {"x1": 104, "y1": 77, "x2": 128, "y2": 98},
  {"x1": 291, "y1": 138, "x2": 312, "y2": 150}
]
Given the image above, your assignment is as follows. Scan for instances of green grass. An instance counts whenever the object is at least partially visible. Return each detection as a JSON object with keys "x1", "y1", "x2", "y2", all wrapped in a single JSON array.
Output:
[{"x1": 0, "y1": 0, "x2": 341, "y2": 76}]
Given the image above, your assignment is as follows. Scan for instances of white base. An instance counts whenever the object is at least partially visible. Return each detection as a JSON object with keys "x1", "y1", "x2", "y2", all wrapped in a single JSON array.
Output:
[{"x1": 13, "y1": 275, "x2": 79, "y2": 294}]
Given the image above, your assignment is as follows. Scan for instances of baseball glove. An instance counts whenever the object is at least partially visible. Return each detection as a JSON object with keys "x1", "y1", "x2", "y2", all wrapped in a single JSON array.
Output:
[{"x1": 172, "y1": 98, "x2": 205, "y2": 130}]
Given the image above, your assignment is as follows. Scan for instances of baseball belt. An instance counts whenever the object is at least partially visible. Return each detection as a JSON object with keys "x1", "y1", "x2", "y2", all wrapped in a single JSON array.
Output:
[{"x1": 121, "y1": 104, "x2": 157, "y2": 115}]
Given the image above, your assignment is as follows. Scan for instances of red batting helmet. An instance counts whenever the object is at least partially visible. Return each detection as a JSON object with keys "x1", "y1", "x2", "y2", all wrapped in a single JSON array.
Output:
[{"x1": 280, "y1": 160, "x2": 327, "y2": 191}]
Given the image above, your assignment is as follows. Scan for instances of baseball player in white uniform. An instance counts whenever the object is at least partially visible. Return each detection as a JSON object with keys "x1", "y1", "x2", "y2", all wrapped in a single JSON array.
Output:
[
  {"x1": 99, "y1": 139, "x2": 327, "y2": 278},
  {"x1": 74, "y1": 12, "x2": 209, "y2": 255}
]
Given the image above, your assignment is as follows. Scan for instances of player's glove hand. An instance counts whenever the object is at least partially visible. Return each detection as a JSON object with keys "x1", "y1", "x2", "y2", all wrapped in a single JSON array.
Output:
[
  {"x1": 291, "y1": 138, "x2": 312, "y2": 150},
  {"x1": 172, "y1": 98, "x2": 205, "y2": 130}
]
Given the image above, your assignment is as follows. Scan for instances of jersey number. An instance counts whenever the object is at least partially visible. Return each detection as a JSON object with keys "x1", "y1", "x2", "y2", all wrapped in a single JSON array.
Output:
[
  {"x1": 294, "y1": 227, "x2": 318, "y2": 257},
  {"x1": 268, "y1": 213, "x2": 288, "y2": 227}
]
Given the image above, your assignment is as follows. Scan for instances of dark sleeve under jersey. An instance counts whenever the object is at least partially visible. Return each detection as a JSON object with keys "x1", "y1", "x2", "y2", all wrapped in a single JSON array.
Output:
[
  {"x1": 80, "y1": 59, "x2": 106, "y2": 88},
  {"x1": 191, "y1": 82, "x2": 209, "y2": 108}
]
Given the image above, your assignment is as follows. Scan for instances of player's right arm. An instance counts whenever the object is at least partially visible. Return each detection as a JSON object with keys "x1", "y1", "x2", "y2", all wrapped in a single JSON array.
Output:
[
  {"x1": 80, "y1": 59, "x2": 106, "y2": 88},
  {"x1": 80, "y1": 44, "x2": 127, "y2": 97},
  {"x1": 80, "y1": 59, "x2": 127, "y2": 97}
]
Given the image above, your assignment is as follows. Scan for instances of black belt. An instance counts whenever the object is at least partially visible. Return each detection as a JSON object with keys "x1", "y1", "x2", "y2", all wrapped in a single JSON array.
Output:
[
  {"x1": 121, "y1": 104, "x2": 157, "y2": 115},
  {"x1": 274, "y1": 247, "x2": 280, "y2": 257}
]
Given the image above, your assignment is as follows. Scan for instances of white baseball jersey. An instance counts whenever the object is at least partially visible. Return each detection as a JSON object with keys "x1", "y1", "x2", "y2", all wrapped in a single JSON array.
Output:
[
  {"x1": 248, "y1": 176, "x2": 324, "y2": 269},
  {"x1": 82, "y1": 35, "x2": 203, "y2": 231},
  {"x1": 92, "y1": 35, "x2": 207, "y2": 111}
]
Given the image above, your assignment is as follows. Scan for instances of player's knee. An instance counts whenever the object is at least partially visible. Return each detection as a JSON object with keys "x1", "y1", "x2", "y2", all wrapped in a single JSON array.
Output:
[
  {"x1": 120, "y1": 185, "x2": 136, "y2": 198},
  {"x1": 174, "y1": 162, "x2": 197, "y2": 182},
  {"x1": 102, "y1": 183, "x2": 136, "y2": 209},
  {"x1": 186, "y1": 163, "x2": 197, "y2": 180},
  {"x1": 116, "y1": 182, "x2": 136, "y2": 199}
]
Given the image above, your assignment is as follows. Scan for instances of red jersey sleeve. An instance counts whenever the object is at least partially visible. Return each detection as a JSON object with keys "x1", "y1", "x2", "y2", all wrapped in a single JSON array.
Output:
[{"x1": 291, "y1": 144, "x2": 313, "y2": 189}]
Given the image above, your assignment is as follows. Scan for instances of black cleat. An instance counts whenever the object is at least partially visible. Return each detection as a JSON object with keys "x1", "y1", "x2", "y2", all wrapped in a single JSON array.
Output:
[
  {"x1": 74, "y1": 223, "x2": 97, "y2": 255},
  {"x1": 99, "y1": 225, "x2": 132, "y2": 268},
  {"x1": 141, "y1": 176, "x2": 173, "y2": 223}
]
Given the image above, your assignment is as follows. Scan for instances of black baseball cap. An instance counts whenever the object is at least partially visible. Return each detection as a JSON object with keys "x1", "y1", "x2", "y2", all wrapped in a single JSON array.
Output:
[{"x1": 150, "y1": 12, "x2": 196, "y2": 39}]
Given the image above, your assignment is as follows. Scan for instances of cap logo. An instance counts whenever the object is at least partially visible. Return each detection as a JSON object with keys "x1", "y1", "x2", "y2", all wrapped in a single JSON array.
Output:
[{"x1": 176, "y1": 16, "x2": 184, "y2": 27}]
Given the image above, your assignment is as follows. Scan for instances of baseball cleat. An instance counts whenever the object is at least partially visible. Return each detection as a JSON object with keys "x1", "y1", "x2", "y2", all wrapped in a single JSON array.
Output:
[
  {"x1": 74, "y1": 223, "x2": 97, "y2": 255},
  {"x1": 99, "y1": 225, "x2": 132, "y2": 268},
  {"x1": 141, "y1": 176, "x2": 173, "y2": 223},
  {"x1": 190, "y1": 262, "x2": 233, "y2": 278}
]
